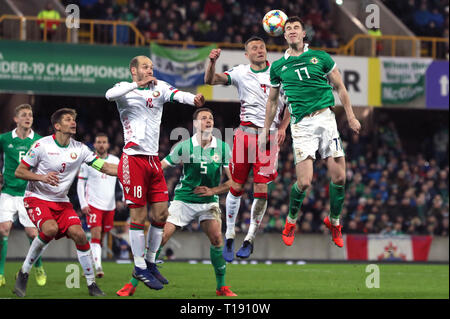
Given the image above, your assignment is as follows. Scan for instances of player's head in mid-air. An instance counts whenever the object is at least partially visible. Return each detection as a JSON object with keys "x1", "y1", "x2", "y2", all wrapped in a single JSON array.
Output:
[
  {"x1": 50, "y1": 108, "x2": 77, "y2": 136},
  {"x1": 93, "y1": 133, "x2": 110, "y2": 157},
  {"x1": 14, "y1": 104, "x2": 33, "y2": 130},
  {"x1": 284, "y1": 16, "x2": 307, "y2": 48},
  {"x1": 129, "y1": 55, "x2": 154, "y2": 83},
  {"x1": 244, "y1": 36, "x2": 267, "y2": 66},
  {"x1": 193, "y1": 107, "x2": 214, "y2": 139}
]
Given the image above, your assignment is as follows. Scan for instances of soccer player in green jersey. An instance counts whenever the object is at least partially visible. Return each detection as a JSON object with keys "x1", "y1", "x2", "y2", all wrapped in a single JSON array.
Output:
[
  {"x1": 117, "y1": 107, "x2": 237, "y2": 297},
  {"x1": 260, "y1": 16, "x2": 361, "y2": 248},
  {"x1": 0, "y1": 104, "x2": 46, "y2": 287}
]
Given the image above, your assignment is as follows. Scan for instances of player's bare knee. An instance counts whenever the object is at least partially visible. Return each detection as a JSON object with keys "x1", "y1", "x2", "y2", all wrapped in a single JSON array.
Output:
[
  {"x1": 231, "y1": 182, "x2": 244, "y2": 193},
  {"x1": 297, "y1": 180, "x2": 311, "y2": 191},
  {"x1": 210, "y1": 234, "x2": 222, "y2": 247},
  {"x1": 42, "y1": 222, "x2": 58, "y2": 238},
  {"x1": 332, "y1": 175, "x2": 346, "y2": 185},
  {"x1": 72, "y1": 231, "x2": 88, "y2": 245},
  {"x1": 0, "y1": 223, "x2": 11, "y2": 237}
]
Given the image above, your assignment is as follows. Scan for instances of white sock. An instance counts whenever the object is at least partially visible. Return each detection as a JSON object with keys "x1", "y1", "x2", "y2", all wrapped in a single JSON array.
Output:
[
  {"x1": 77, "y1": 248, "x2": 95, "y2": 286},
  {"x1": 145, "y1": 224, "x2": 163, "y2": 263},
  {"x1": 225, "y1": 191, "x2": 241, "y2": 239},
  {"x1": 22, "y1": 237, "x2": 50, "y2": 274},
  {"x1": 331, "y1": 217, "x2": 340, "y2": 226},
  {"x1": 244, "y1": 197, "x2": 268, "y2": 242},
  {"x1": 129, "y1": 229, "x2": 146, "y2": 269},
  {"x1": 90, "y1": 242, "x2": 102, "y2": 270}
]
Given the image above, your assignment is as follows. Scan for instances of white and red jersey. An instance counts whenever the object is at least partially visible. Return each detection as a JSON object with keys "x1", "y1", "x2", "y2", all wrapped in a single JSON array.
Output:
[
  {"x1": 105, "y1": 80, "x2": 197, "y2": 156},
  {"x1": 224, "y1": 63, "x2": 285, "y2": 130},
  {"x1": 21, "y1": 135, "x2": 98, "y2": 203},
  {"x1": 77, "y1": 154, "x2": 120, "y2": 211}
]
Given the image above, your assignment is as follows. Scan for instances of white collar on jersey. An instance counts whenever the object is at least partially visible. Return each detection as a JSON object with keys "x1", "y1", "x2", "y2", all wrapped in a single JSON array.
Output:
[
  {"x1": 12, "y1": 128, "x2": 35, "y2": 139},
  {"x1": 284, "y1": 43, "x2": 309, "y2": 59},
  {"x1": 192, "y1": 133, "x2": 217, "y2": 149}
]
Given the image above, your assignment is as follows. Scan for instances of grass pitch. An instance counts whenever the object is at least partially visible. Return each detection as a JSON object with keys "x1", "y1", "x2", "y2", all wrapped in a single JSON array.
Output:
[{"x1": 0, "y1": 261, "x2": 448, "y2": 299}]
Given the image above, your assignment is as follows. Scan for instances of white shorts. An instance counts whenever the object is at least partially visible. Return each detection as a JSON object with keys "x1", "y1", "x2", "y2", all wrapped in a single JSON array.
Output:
[
  {"x1": 167, "y1": 200, "x2": 222, "y2": 228},
  {"x1": 0, "y1": 193, "x2": 35, "y2": 228},
  {"x1": 290, "y1": 108, "x2": 345, "y2": 164}
]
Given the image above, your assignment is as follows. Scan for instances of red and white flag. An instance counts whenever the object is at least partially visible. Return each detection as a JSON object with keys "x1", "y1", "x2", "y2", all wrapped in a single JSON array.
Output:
[{"x1": 345, "y1": 235, "x2": 433, "y2": 261}]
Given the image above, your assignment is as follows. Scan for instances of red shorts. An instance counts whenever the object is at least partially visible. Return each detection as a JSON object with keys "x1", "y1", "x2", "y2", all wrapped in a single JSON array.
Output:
[
  {"x1": 24, "y1": 197, "x2": 82, "y2": 240},
  {"x1": 118, "y1": 153, "x2": 169, "y2": 207},
  {"x1": 230, "y1": 127, "x2": 279, "y2": 185},
  {"x1": 86, "y1": 205, "x2": 115, "y2": 233}
]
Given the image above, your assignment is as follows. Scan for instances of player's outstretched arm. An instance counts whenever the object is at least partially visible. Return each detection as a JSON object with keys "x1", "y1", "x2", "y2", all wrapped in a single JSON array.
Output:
[
  {"x1": 277, "y1": 107, "x2": 291, "y2": 146},
  {"x1": 99, "y1": 162, "x2": 118, "y2": 176},
  {"x1": 328, "y1": 67, "x2": 361, "y2": 135},
  {"x1": 105, "y1": 76, "x2": 157, "y2": 101},
  {"x1": 15, "y1": 162, "x2": 59, "y2": 186},
  {"x1": 204, "y1": 49, "x2": 229, "y2": 85},
  {"x1": 259, "y1": 86, "x2": 281, "y2": 150}
]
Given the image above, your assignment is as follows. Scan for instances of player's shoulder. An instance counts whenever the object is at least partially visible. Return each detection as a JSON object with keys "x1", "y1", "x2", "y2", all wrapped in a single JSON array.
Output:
[
  {"x1": 0, "y1": 131, "x2": 12, "y2": 142},
  {"x1": 309, "y1": 49, "x2": 332, "y2": 59},
  {"x1": 107, "y1": 154, "x2": 120, "y2": 163},
  {"x1": 271, "y1": 57, "x2": 286, "y2": 70},
  {"x1": 226, "y1": 64, "x2": 246, "y2": 74}
]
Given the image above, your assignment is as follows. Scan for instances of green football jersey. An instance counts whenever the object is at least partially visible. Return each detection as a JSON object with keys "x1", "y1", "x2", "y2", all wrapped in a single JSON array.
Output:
[
  {"x1": 270, "y1": 48, "x2": 336, "y2": 124},
  {"x1": 0, "y1": 129, "x2": 42, "y2": 196},
  {"x1": 163, "y1": 135, "x2": 231, "y2": 204}
]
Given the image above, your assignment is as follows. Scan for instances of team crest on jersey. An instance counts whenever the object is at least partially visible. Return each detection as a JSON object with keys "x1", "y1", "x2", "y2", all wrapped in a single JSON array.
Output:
[
  {"x1": 211, "y1": 153, "x2": 220, "y2": 163},
  {"x1": 311, "y1": 57, "x2": 319, "y2": 64},
  {"x1": 152, "y1": 91, "x2": 160, "y2": 97},
  {"x1": 70, "y1": 152, "x2": 78, "y2": 160}
]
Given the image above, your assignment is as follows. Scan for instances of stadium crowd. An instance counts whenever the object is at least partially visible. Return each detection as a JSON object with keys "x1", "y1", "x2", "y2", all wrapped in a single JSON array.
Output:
[
  {"x1": 74, "y1": 0, "x2": 341, "y2": 48},
  {"x1": 25, "y1": 102, "x2": 448, "y2": 239},
  {"x1": 383, "y1": 0, "x2": 449, "y2": 38}
]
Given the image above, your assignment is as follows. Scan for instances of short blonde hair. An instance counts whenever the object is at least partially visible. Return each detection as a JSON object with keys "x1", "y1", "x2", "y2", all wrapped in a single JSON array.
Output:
[{"x1": 15, "y1": 104, "x2": 32, "y2": 116}]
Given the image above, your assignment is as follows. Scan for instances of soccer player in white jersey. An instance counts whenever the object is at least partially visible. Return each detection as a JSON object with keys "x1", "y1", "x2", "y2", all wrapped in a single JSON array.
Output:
[
  {"x1": 105, "y1": 55, "x2": 205, "y2": 290},
  {"x1": 77, "y1": 133, "x2": 122, "y2": 278},
  {"x1": 13, "y1": 108, "x2": 118, "y2": 297},
  {"x1": 204, "y1": 37, "x2": 291, "y2": 261},
  {"x1": 117, "y1": 108, "x2": 237, "y2": 297}
]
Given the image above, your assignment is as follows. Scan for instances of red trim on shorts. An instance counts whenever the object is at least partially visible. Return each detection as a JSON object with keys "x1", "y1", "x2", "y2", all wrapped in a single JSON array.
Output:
[
  {"x1": 91, "y1": 238, "x2": 101, "y2": 245},
  {"x1": 76, "y1": 242, "x2": 91, "y2": 252},
  {"x1": 240, "y1": 121, "x2": 258, "y2": 127},
  {"x1": 230, "y1": 186, "x2": 243, "y2": 197},
  {"x1": 254, "y1": 193, "x2": 268, "y2": 199},
  {"x1": 124, "y1": 142, "x2": 139, "y2": 149},
  {"x1": 151, "y1": 221, "x2": 165, "y2": 229}
]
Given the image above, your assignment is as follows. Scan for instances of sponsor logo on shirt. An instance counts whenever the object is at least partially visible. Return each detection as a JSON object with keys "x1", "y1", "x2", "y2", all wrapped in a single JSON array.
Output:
[
  {"x1": 48, "y1": 152, "x2": 60, "y2": 156},
  {"x1": 7, "y1": 144, "x2": 13, "y2": 148},
  {"x1": 70, "y1": 152, "x2": 78, "y2": 160}
]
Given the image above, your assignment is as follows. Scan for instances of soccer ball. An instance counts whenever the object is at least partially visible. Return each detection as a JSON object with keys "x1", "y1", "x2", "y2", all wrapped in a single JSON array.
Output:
[{"x1": 262, "y1": 10, "x2": 288, "y2": 37}]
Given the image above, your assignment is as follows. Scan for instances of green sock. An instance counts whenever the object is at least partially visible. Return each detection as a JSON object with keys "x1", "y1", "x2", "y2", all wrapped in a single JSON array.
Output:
[
  {"x1": 0, "y1": 237, "x2": 8, "y2": 275},
  {"x1": 288, "y1": 183, "x2": 306, "y2": 222},
  {"x1": 130, "y1": 246, "x2": 163, "y2": 287},
  {"x1": 329, "y1": 181, "x2": 345, "y2": 222},
  {"x1": 210, "y1": 245, "x2": 226, "y2": 290},
  {"x1": 130, "y1": 277, "x2": 139, "y2": 287},
  {"x1": 28, "y1": 237, "x2": 43, "y2": 268}
]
